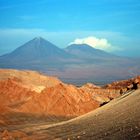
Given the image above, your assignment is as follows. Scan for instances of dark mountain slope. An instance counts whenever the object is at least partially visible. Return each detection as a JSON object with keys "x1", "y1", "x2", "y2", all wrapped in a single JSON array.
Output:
[
  {"x1": 0, "y1": 37, "x2": 71, "y2": 62},
  {"x1": 65, "y1": 44, "x2": 115, "y2": 59},
  {"x1": 0, "y1": 37, "x2": 140, "y2": 85},
  {"x1": 0, "y1": 37, "x2": 76, "y2": 72}
]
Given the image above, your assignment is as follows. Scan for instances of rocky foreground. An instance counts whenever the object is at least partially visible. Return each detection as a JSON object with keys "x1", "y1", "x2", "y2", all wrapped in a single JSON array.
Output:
[{"x1": 0, "y1": 69, "x2": 140, "y2": 140}]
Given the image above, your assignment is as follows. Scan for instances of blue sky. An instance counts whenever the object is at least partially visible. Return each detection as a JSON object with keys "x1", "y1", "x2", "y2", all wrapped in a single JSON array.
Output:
[{"x1": 0, "y1": 0, "x2": 140, "y2": 57}]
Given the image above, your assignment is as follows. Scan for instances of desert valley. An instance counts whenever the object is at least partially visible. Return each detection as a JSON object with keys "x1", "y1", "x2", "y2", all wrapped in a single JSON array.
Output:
[
  {"x1": 0, "y1": 69, "x2": 140, "y2": 140},
  {"x1": 0, "y1": 37, "x2": 140, "y2": 140},
  {"x1": 0, "y1": 0, "x2": 140, "y2": 139}
]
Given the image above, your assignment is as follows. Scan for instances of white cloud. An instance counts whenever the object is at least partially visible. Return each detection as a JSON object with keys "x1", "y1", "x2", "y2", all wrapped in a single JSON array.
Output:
[
  {"x1": 0, "y1": 29, "x2": 124, "y2": 55},
  {"x1": 69, "y1": 36, "x2": 120, "y2": 52}
]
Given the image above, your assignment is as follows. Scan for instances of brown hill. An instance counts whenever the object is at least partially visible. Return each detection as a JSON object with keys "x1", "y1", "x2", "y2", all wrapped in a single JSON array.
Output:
[
  {"x1": 17, "y1": 83, "x2": 100, "y2": 116},
  {"x1": 0, "y1": 69, "x2": 61, "y2": 93},
  {"x1": 0, "y1": 69, "x2": 140, "y2": 139},
  {"x1": 0, "y1": 69, "x2": 122, "y2": 117},
  {"x1": 0, "y1": 69, "x2": 108, "y2": 117},
  {"x1": 0, "y1": 78, "x2": 37, "y2": 109}
]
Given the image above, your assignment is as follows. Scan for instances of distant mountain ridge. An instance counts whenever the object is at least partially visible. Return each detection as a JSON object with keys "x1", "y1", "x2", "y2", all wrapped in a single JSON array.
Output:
[
  {"x1": 65, "y1": 44, "x2": 115, "y2": 59},
  {"x1": 0, "y1": 37, "x2": 140, "y2": 85},
  {"x1": 0, "y1": 37, "x2": 71, "y2": 62}
]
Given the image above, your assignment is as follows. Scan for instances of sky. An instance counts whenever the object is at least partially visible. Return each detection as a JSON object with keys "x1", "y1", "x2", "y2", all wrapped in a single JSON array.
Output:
[{"x1": 0, "y1": 0, "x2": 140, "y2": 57}]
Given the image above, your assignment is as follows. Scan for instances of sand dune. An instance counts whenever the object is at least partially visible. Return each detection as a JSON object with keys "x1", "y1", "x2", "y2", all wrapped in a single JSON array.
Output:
[{"x1": 20, "y1": 89, "x2": 140, "y2": 140}]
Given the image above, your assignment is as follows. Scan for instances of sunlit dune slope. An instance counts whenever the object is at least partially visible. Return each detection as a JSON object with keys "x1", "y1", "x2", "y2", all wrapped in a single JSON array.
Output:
[{"x1": 38, "y1": 89, "x2": 140, "y2": 140}]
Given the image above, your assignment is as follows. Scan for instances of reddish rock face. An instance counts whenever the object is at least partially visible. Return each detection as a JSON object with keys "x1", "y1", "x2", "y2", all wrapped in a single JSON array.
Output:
[
  {"x1": 0, "y1": 69, "x2": 138, "y2": 117},
  {"x1": 0, "y1": 129, "x2": 31, "y2": 140},
  {"x1": 80, "y1": 83, "x2": 120, "y2": 103},
  {"x1": 0, "y1": 69, "x2": 100, "y2": 117},
  {"x1": 104, "y1": 76, "x2": 140, "y2": 91},
  {"x1": 0, "y1": 79, "x2": 34, "y2": 107},
  {"x1": 0, "y1": 69, "x2": 61, "y2": 93},
  {"x1": 17, "y1": 83, "x2": 100, "y2": 116}
]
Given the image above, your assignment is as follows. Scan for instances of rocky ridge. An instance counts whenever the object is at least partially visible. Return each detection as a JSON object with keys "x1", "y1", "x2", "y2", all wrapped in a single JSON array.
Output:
[{"x1": 0, "y1": 69, "x2": 125, "y2": 117}]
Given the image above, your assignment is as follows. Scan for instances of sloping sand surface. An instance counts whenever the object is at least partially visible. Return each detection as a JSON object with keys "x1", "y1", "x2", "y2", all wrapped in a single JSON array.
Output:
[{"x1": 27, "y1": 89, "x2": 140, "y2": 140}]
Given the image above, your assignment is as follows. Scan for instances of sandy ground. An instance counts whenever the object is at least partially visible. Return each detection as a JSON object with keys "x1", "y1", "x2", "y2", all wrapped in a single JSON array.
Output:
[{"x1": 1, "y1": 89, "x2": 140, "y2": 140}]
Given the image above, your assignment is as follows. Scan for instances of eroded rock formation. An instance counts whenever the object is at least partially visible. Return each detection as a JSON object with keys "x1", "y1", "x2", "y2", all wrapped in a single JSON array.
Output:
[{"x1": 0, "y1": 69, "x2": 139, "y2": 117}]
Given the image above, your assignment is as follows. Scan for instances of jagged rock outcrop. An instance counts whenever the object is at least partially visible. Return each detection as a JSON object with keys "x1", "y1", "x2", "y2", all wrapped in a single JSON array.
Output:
[
  {"x1": 17, "y1": 83, "x2": 100, "y2": 116},
  {"x1": 0, "y1": 79, "x2": 34, "y2": 107},
  {"x1": 80, "y1": 83, "x2": 120, "y2": 103},
  {"x1": 0, "y1": 69, "x2": 100, "y2": 117},
  {"x1": 1, "y1": 69, "x2": 138, "y2": 117},
  {"x1": 104, "y1": 76, "x2": 140, "y2": 93}
]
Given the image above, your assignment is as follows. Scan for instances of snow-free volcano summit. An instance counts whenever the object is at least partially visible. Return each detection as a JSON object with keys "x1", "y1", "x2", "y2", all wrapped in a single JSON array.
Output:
[{"x1": 0, "y1": 37, "x2": 140, "y2": 85}]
